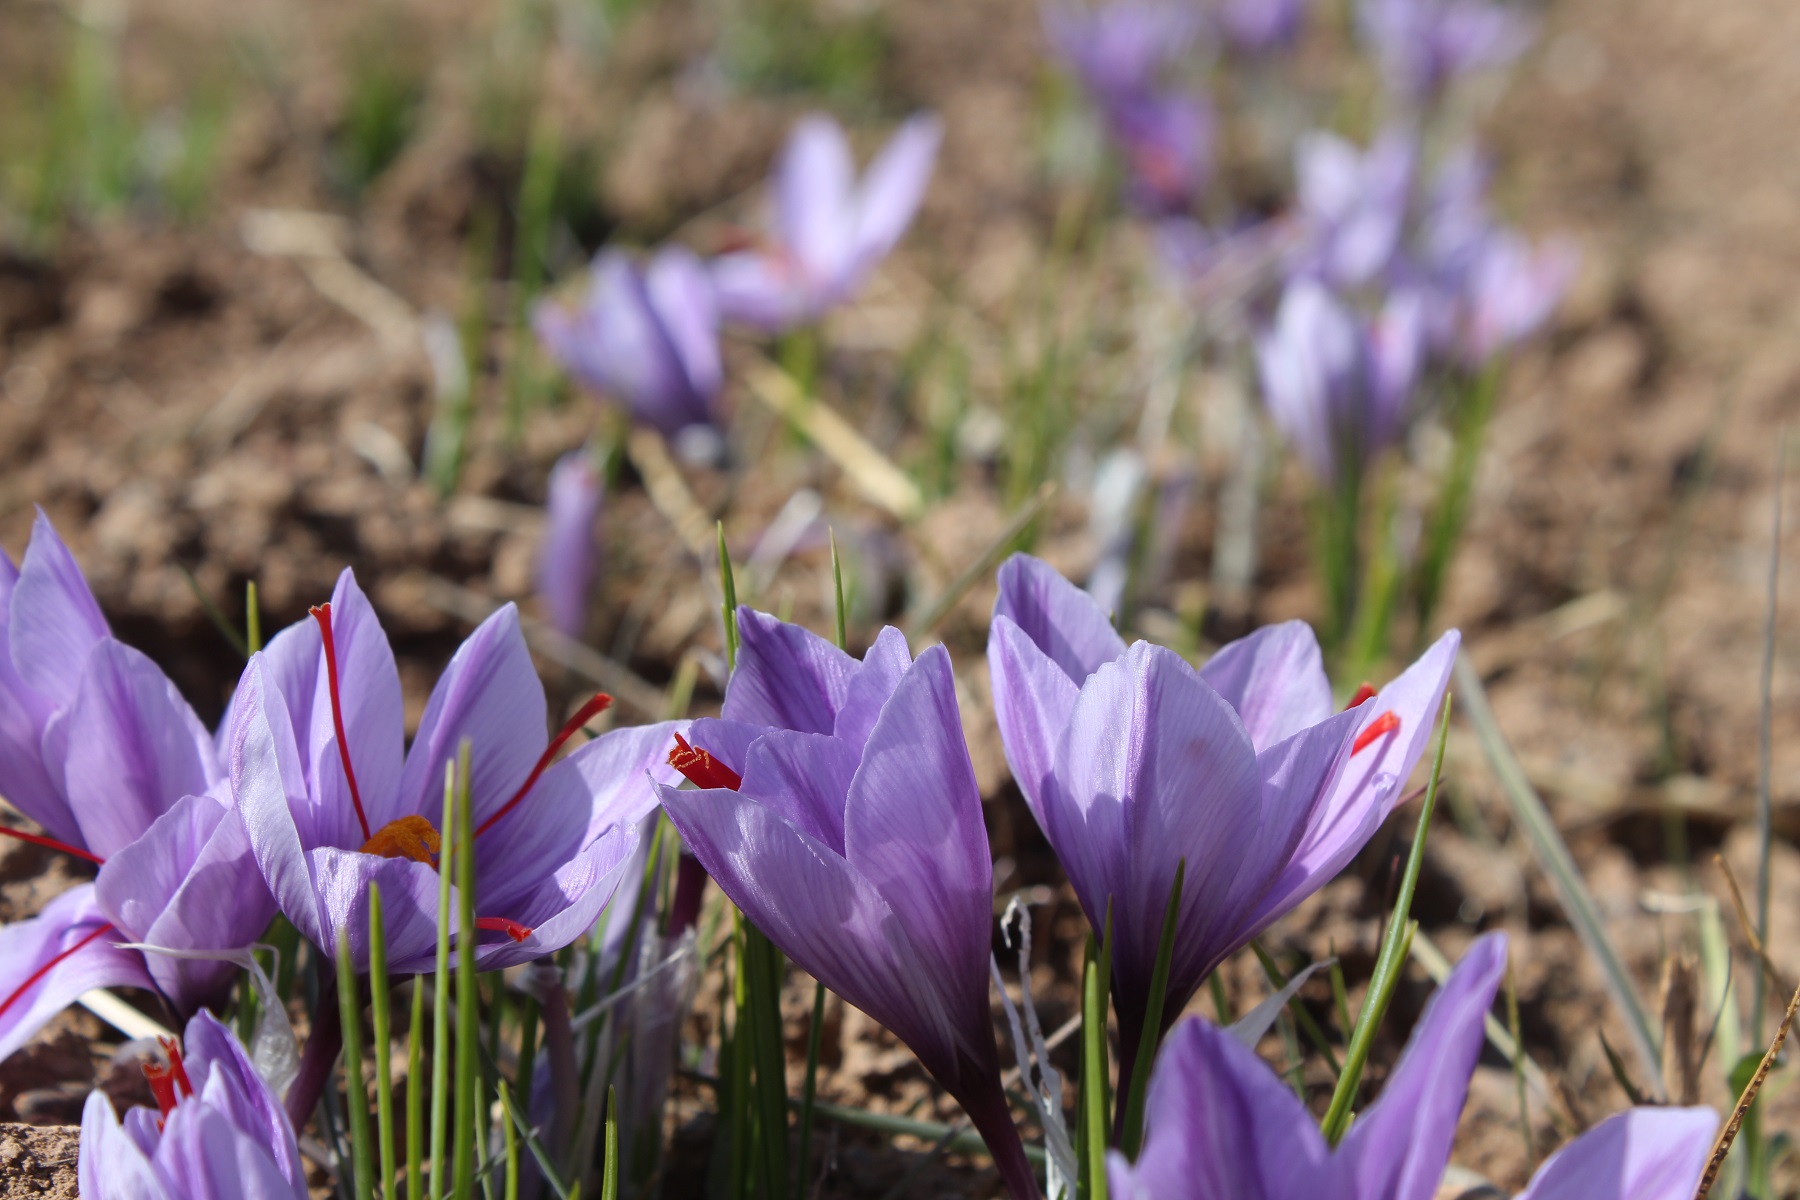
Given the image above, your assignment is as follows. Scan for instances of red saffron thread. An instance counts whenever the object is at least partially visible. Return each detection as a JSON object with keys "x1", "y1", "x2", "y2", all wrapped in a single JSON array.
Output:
[
  {"x1": 158, "y1": 1036, "x2": 194, "y2": 1099},
  {"x1": 474, "y1": 693, "x2": 613, "y2": 838},
  {"x1": 1343, "y1": 682, "x2": 1377, "y2": 711},
  {"x1": 0, "y1": 922, "x2": 117, "y2": 1021},
  {"x1": 474, "y1": 917, "x2": 534, "y2": 943},
  {"x1": 144, "y1": 1059, "x2": 180, "y2": 1118},
  {"x1": 668, "y1": 734, "x2": 743, "y2": 791},
  {"x1": 311, "y1": 603, "x2": 372, "y2": 843},
  {"x1": 0, "y1": 825, "x2": 103, "y2": 866},
  {"x1": 1352, "y1": 711, "x2": 1401, "y2": 755}
]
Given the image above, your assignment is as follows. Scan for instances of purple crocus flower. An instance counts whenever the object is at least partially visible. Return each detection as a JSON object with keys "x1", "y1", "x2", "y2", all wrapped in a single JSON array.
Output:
[
  {"x1": 1256, "y1": 279, "x2": 1426, "y2": 482},
  {"x1": 1109, "y1": 929, "x2": 1719, "y2": 1200},
  {"x1": 657, "y1": 608, "x2": 1040, "y2": 1198},
  {"x1": 1515, "y1": 1106, "x2": 1718, "y2": 1200},
  {"x1": 227, "y1": 568, "x2": 684, "y2": 974},
  {"x1": 535, "y1": 246, "x2": 722, "y2": 438},
  {"x1": 1458, "y1": 229, "x2": 1578, "y2": 366},
  {"x1": 0, "y1": 513, "x2": 275, "y2": 1061},
  {"x1": 1043, "y1": 1, "x2": 1203, "y2": 104},
  {"x1": 538, "y1": 450, "x2": 604, "y2": 640},
  {"x1": 1212, "y1": 0, "x2": 1308, "y2": 55},
  {"x1": 1290, "y1": 127, "x2": 1417, "y2": 289},
  {"x1": 710, "y1": 113, "x2": 942, "y2": 332},
  {"x1": 80, "y1": 1010, "x2": 307, "y2": 1200},
  {"x1": 1108, "y1": 932, "x2": 1508, "y2": 1199},
  {"x1": 1109, "y1": 90, "x2": 1214, "y2": 215},
  {"x1": 1359, "y1": 0, "x2": 1532, "y2": 101},
  {"x1": 987, "y1": 553, "x2": 1458, "y2": 1093}
]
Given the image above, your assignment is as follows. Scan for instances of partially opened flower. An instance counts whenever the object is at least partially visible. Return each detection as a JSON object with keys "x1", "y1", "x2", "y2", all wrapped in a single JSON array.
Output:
[
  {"x1": 1359, "y1": 0, "x2": 1532, "y2": 101},
  {"x1": 1457, "y1": 229, "x2": 1578, "y2": 366},
  {"x1": 535, "y1": 247, "x2": 722, "y2": 438},
  {"x1": 1515, "y1": 1106, "x2": 1718, "y2": 1200},
  {"x1": 79, "y1": 1010, "x2": 307, "y2": 1200},
  {"x1": 0, "y1": 513, "x2": 275, "y2": 1061},
  {"x1": 987, "y1": 553, "x2": 1458, "y2": 1088},
  {"x1": 228, "y1": 569, "x2": 684, "y2": 974},
  {"x1": 1289, "y1": 127, "x2": 1417, "y2": 289},
  {"x1": 657, "y1": 609, "x2": 1039, "y2": 1198},
  {"x1": 538, "y1": 450, "x2": 604, "y2": 640},
  {"x1": 1256, "y1": 279, "x2": 1426, "y2": 482},
  {"x1": 1108, "y1": 932, "x2": 1508, "y2": 1200},
  {"x1": 710, "y1": 114, "x2": 942, "y2": 332}
]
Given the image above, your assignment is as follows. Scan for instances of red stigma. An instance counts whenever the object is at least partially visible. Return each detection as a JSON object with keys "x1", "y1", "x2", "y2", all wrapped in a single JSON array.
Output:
[
  {"x1": 144, "y1": 1059, "x2": 180, "y2": 1119},
  {"x1": 669, "y1": 734, "x2": 742, "y2": 791},
  {"x1": 1343, "y1": 683, "x2": 1377, "y2": 711},
  {"x1": 0, "y1": 825, "x2": 104, "y2": 866},
  {"x1": 1352, "y1": 711, "x2": 1401, "y2": 755},
  {"x1": 0, "y1": 923, "x2": 116, "y2": 1022},
  {"x1": 474, "y1": 693, "x2": 613, "y2": 838},
  {"x1": 311, "y1": 603, "x2": 372, "y2": 844},
  {"x1": 474, "y1": 917, "x2": 534, "y2": 943}
]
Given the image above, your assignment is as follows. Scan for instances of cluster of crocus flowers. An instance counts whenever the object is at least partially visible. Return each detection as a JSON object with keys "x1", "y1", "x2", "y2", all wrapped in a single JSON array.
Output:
[
  {"x1": 79, "y1": 1011, "x2": 309, "y2": 1200},
  {"x1": 1358, "y1": 0, "x2": 1532, "y2": 102},
  {"x1": 535, "y1": 111, "x2": 940, "y2": 445},
  {"x1": 0, "y1": 513, "x2": 275, "y2": 1061},
  {"x1": 228, "y1": 569, "x2": 685, "y2": 974},
  {"x1": 1112, "y1": 932, "x2": 1718, "y2": 1200},
  {"x1": 988, "y1": 553, "x2": 1458, "y2": 1082},
  {"x1": 657, "y1": 608, "x2": 1040, "y2": 1199}
]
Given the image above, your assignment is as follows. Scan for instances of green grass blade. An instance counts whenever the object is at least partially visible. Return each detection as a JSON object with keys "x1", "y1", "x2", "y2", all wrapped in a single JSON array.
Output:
[
  {"x1": 1320, "y1": 695, "x2": 1451, "y2": 1144},
  {"x1": 371, "y1": 884, "x2": 398, "y2": 1199},
  {"x1": 499, "y1": 1079, "x2": 519, "y2": 1200},
  {"x1": 1119, "y1": 860, "x2": 1183, "y2": 1159},
  {"x1": 338, "y1": 927, "x2": 377, "y2": 1200},
  {"x1": 742, "y1": 925, "x2": 790, "y2": 1200},
  {"x1": 1452, "y1": 653, "x2": 1665, "y2": 1095},
  {"x1": 600, "y1": 1087, "x2": 619, "y2": 1200},
  {"x1": 246, "y1": 580, "x2": 263, "y2": 655},
  {"x1": 496, "y1": 1078, "x2": 574, "y2": 1200},
  {"x1": 719, "y1": 522, "x2": 740, "y2": 671},
  {"x1": 431, "y1": 763, "x2": 456, "y2": 1200},
  {"x1": 1078, "y1": 915, "x2": 1112, "y2": 1200},
  {"x1": 453, "y1": 741, "x2": 479, "y2": 1200},
  {"x1": 1249, "y1": 942, "x2": 1341, "y2": 1076},
  {"x1": 408, "y1": 978, "x2": 426, "y2": 1200},
  {"x1": 831, "y1": 530, "x2": 848, "y2": 650},
  {"x1": 794, "y1": 981, "x2": 827, "y2": 1200}
]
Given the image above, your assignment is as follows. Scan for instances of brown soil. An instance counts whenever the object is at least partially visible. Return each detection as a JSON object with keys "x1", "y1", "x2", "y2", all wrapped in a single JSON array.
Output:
[{"x1": 3, "y1": 0, "x2": 1800, "y2": 1194}]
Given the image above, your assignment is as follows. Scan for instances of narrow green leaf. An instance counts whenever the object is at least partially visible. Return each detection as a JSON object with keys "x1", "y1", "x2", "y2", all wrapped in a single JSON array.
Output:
[
  {"x1": 246, "y1": 580, "x2": 263, "y2": 655},
  {"x1": 1320, "y1": 694, "x2": 1452, "y2": 1144},
  {"x1": 1079, "y1": 907, "x2": 1113, "y2": 1200},
  {"x1": 338, "y1": 927, "x2": 377, "y2": 1200},
  {"x1": 830, "y1": 529, "x2": 848, "y2": 651},
  {"x1": 1598, "y1": 1031, "x2": 1647, "y2": 1106},
  {"x1": 407, "y1": 978, "x2": 426, "y2": 1200},
  {"x1": 600, "y1": 1087, "x2": 620, "y2": 1200},
  {"x1": 719, "y1": 522, "x2": 740, "y2": 672},
  {"x1": 371, "y1": 884, "x2": 398, "y2": 1199},
  {"x1": 453, "y1": 740, "x2": 479, "y2": 1200},
  {"x1": 177, "y1": 562, "x2": 248, "y2": 658},
  {"x1": 430, "y1": 763, "x2": 456, "y2": 1200},
  {"x1": 496, "y1": 1078, "x2": 574, "y2": 1200},
  {"x1": 794, "y1": 981, "x2": 827, "y2": 1200},
  {"x1": 1250, "y1": 941, "x2": 1341, "y2": 1076},
  {"x1": 1119, "y1": 860, "x2": 1184, "y2": 1158},
  {"x1": 499, "y1": 1078, "x2": 519, "y2": 1200},
  {"x1": 1328, "y1": 942, "x2": 1351, "y2": 1043}
]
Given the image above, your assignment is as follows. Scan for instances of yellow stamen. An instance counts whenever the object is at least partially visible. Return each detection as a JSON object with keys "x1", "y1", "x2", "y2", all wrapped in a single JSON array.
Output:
[{"x1": 360, "y1": 815, "x2": 441, "y2": 865}]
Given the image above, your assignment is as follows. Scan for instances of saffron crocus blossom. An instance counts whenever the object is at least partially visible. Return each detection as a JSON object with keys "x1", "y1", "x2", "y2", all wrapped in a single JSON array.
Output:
[
  {"x1": 710, "y1": 113, "x2": 942, "y2": 332},
  {"x1": 1359, "y1": 0, "x2": 1531, "y2": 101},
  {"x1": 228, "y1": 568, "x2": 684, "y2": 974},
  {"x1": 1108, "y1": 932, "x2": 1508, "y2": 1200},
  {"x1": 657, "y1": 609, "x2": 1039, "y2": 1198},
  {"x1": 1289, "y1": 128, "x2": 1417, "y2": 289},
  {"x1": 80, "y1": 1010, "x2": 307, "y2": 1200},
  {"x1": 538, "y1": 450, "x2": 604, "y2": 640},
  {"x1": 1514, "y1": 1106, "x2": 1718, "y2": 1200},
  {"x1": 1109, "y1": 91, "x2": 1214, "y2": 215},
  {"x1": 0, "y1": 513, "x2": 275, "y2": 1061},
  {"x1": 1043, "y1": 1, "x2": 1202, "y2": 104},
  {"x1": 1212, "y1": 0, "x2": 1308, "y2": 55},
  {"x1": 1458, "y1": 229, "x2": 1578, "y2": 366},
  {"x1": 987, "y1": 553, "x2": 1458, "y2": 1086},
  {"x1": 535, "y1": 247, "x2": 722, "y2": 438},
  {"x1": 1256, "y1": 279, "x2": 1425, "y2": 482}
]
